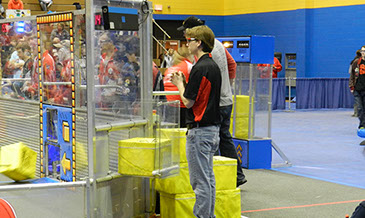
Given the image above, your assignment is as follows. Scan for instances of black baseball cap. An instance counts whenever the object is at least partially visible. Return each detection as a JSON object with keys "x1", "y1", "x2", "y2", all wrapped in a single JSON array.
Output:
[{"x1": 177, "y1": 16, "x2": 205, "y2": 31}]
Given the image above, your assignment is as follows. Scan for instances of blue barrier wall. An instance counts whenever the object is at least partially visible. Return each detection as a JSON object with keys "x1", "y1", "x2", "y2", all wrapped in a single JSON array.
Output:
[{"x1": 225, "y1": 5, "x2": 365, "y2": 78}]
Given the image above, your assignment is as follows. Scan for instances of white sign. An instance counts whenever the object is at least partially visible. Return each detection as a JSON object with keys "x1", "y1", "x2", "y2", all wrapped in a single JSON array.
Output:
[{"x1": 6, "y1": 9, "x2": 31, "y2": 19}]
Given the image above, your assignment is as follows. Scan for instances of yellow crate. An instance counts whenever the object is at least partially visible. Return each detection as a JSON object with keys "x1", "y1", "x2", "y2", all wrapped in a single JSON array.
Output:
[
  {"x1": 156, "y1": 156, "x2": 237, "y2": 194},
  {"x1": 230, "y1": 95, "x2": 253, "y2": 139},
  {"x1": 230, "y1": 116, "x2": 249, "y2": 139},
  {"x1": 232, "y1": 95, "x2": 250, "y2": 114},
  {"x1": 118, "y1": 138, "x2": 171, "y2": 177},
  {"x1": 159, "y1": 128, "x2": 187, "y2": 163},
  {"x1": 0, "y1": 142, "x2": 37, "y2": 181},
  {"x1": 160, "y1": 189, "x2": 241, "y2": 218}
]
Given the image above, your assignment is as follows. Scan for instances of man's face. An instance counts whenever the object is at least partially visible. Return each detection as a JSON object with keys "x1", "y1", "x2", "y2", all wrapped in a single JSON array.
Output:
[
  {"x1": 186, "y1": 37, "x2": 198, "y2": 55},
  {"x1": 361, "y1": 48, "x2": 365, "y2": 59}
]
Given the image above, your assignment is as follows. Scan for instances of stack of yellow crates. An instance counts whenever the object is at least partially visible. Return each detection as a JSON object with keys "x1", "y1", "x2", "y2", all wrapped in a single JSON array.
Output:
[
  {"x1": 156, "y1": 128, "x2": 242, "y2": 217},
  {"x1": 230, "y1": 95, "x2": 252, "y2": 139},
  {"x1": 0, "y1": 142, "x2": 37, "y2": 181},
  {"x1": 118, "y1": 137, "x2": 172, "y2": 177}
]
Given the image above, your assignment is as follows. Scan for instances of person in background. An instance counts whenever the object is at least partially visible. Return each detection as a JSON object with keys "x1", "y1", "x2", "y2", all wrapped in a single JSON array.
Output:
[
  {"x1": 257, "y1": 57, "x2": 282, "y2": 78},
  {"x1": 8, "y1": 0, "x2": 23, "y2": 9},
  {"x1": 14, "y1": 42, "x2": 32, "y2": 99},
  {"x1": 178, "y1": 16, "x2": 247, "y2": 187},
  {"x1": 161, "y1": 48, "x2": 174, "y2": 68},
  {"x1": 163, "y1": 45, "x2": 193, "y2": 127},
  {"x1": 152, "y1": 61, "x2": 163, "y2": 92},
  {"x1": 171, "y1": 25, "x2": 221, "y2": 218},
  {"x1": 349, "y1": 45, "x2": 365, "y2": 146},
  {"x1": 51, "y1": 23, "x2": 70, "y2": 41},
  {"x1": 349, "y1": 49, "x2": 361, "y2": 117}
]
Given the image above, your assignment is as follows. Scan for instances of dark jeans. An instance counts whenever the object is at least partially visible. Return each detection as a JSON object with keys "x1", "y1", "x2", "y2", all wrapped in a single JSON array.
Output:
[
  {"x1": 354, "y1": 91, "x2": 360, "y2": 116},
  {"x1": 354, "y1": 90, "x2": 365, "y2": 128},
  {"x1": 216, "y1": 105, "x2": 246, "y2": 182}
]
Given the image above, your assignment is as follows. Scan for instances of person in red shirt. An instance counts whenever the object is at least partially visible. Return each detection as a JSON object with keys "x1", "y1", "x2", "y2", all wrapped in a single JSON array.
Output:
[
  {"x1": 42, "y1": 48, "x2": 57, "y2": 102},
  {"x1": 8, "y1": 0, "x2": 23, "y2": 9},
  {"x1": 257, "y1": 57, "x2": 282, "y2": 78},
  {"x1": 163, "y1": 46, "x2": 193, "y2": 127}
]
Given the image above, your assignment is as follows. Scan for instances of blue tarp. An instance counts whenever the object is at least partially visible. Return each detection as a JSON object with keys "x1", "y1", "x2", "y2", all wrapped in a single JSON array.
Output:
[{"x1": 296, "y1": 78, "x2": 354, "y2": 109}]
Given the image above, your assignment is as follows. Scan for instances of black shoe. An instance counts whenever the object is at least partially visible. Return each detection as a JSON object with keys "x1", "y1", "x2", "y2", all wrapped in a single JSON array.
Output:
[
  {"x1": 237, "y1": 178, "x2": 247, "y2": 187},
  {"x1": 360, "y1": 140, "x2": 365, "y2": 146}
]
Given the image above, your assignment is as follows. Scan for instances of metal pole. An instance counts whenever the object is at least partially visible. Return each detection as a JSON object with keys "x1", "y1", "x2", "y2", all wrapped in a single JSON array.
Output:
[
  {"x1": 0, "y1": 181, "x2": 86, "y2": 191},
  {"x1": 85, "y1": 0, "x2": 96, "y2": 216},
  {"x1": 152, "y1": 35, "x2": 168, "y2": 53},
  {"x1": 95, "y1": 119, "x2": 148, "y2": 132},
  {"x1": 140, "y1": 3, "x2": 153, "y2": 217},
  {"x1": 288, "y1": 76, "x2": 292, "y2": 111},
  {"x1": 152, "y1": 19, "x2": 171, "y2": 39},
  {"x1": 232, "y1": 77, "x2": 237, "y2": 138},
  {"x1": 268, "y1": 66, "x2": 273, "y2": 138},
  {"x1": 152, "y1": 91, "x2": 179, "y2": 96},
  {"x1": 248, "y1": 64, "x2": 253, "y2": 139}
]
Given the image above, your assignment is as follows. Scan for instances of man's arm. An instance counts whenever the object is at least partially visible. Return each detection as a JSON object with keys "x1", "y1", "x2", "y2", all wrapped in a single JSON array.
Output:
[
  {"x1": 225, "y1": 48, "x2": 236, "y2": 85},
  {"x1": 175, "y1": 82, "x2": 195, "y2": 108}
]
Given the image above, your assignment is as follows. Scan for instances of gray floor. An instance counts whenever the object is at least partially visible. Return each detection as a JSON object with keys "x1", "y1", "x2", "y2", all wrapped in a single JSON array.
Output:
[
  {"x1": 240, "y1": 109, "x2": 365, "y2": 218},
  {"x1": 2, "y1": 108, "x2": 364, "y2": 217},
  {"x1": 240, "y1": 170, "x2": 365, "y2": 218},
  {"x1": 272, "y1": 109, "x2": 365, "y2": 188}
]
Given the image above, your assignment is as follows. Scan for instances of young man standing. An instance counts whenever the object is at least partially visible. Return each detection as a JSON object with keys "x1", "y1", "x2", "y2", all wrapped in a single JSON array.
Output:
[
  {"x1": 178, "y1": 16, "x2": 247, "y2": 186},
  {"x1": 350, "y1": 45, "x2": 365, "y2": 145},
  {"x1": 171, "y1": 25, "x2": 221, "y2": 218}
]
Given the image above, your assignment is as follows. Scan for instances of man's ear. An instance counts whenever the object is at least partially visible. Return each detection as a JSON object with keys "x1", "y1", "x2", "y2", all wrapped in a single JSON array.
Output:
[{"x1": 196, "y1": 40, "x2": 202, "y2": 48}]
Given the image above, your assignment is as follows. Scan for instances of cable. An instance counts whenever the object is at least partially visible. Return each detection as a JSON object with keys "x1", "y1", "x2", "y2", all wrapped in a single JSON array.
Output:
[{"x1": 139, "y1": 0, "x2": 150, "y2": 26}]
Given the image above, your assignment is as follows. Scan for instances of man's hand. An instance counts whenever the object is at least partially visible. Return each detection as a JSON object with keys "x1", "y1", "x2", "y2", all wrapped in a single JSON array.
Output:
[
  {"x1": 350, "y1": 86, "x2": 354, "y2": 93},
  {"x1": 170, "y1": 71, "x2": 186, "y2": 87}
]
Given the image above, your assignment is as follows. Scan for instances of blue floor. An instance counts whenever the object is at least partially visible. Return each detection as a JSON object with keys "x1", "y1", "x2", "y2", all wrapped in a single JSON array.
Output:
[{"x1": 270, "y1": 108, "x2": 365, "y2": 189}]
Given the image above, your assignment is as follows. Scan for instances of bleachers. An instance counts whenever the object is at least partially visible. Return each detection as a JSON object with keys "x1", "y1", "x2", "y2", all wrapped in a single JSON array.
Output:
[{"x1": 2, "y1": 0, "x2": 85, "y2": 15}]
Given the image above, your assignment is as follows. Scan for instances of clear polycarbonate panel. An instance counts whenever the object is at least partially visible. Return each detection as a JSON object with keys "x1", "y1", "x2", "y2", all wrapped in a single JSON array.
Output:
[
  {"x1": 233, "y1": 63, "x2": 271, "y2": 139},
  {"x1": 73, "y1": 13, "x2": 87, "y2": 108},
  {"x1": 155, "y1": 100, "x2": 180, "y2": 178},
  {"x1": 93, "y1": 29, "x2": 141, "y2": 116},
  {"x1": 95, "y1": 176, "x2": 146, "y2": 217},
  {"x1": 38, "y1": 20, "x2": 73, "y2": 107},
  {"x1": 116, "y1": 100, "x2": 180, "y2": 178},
  {"x1": 0, "y1": 18, "x2": 38, "y2": 101}
]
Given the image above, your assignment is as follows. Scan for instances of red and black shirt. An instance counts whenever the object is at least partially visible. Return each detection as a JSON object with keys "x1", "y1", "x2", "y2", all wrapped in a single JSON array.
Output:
[
  {"x1": 184, "y1": 54, "x2": 221, "y2": 126},
  {"x1": 356, "y1": 59, "x2": 365, "y2": 91}
]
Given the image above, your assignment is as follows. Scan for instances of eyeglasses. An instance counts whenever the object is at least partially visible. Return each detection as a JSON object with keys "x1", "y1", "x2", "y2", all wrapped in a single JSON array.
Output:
[
  {"x1": 186, "y1": 38, "x2": 197, "y2": 43},
  {"x1": 361, "y1": 50, "x2": 365, "y2": 53}
]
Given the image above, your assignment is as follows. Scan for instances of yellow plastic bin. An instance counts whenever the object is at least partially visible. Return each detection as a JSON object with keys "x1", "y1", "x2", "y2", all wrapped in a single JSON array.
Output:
[
  {"x1": 118, "y1": 138, "x2": 172, "y2": 177},
  {"x1": 156, "y1": 156, "x2": 237, "y2": 194},
  {"x1": 0, "y1": 142, "x2": 37, "y2": 181},
  {"x1": 230, "y1": 95, "x2": 253, "y2": 139},
  {"x1": 160, "y1": 189, "x2": 241, "y2": 218}
]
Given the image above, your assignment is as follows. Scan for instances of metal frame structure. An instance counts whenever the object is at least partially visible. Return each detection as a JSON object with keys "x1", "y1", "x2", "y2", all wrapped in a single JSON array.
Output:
[{"x1": 0, "y1": 1, "x2": 166, "y2": 216}]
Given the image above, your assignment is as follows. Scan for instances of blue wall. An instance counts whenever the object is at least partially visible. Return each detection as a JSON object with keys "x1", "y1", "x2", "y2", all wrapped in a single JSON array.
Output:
[
  {"x1": 224, "y1": 5, "x2": 365, "y2": 78},
  {"x1": 154, "y1": 4, "x2": 365, "y2": 78}
]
